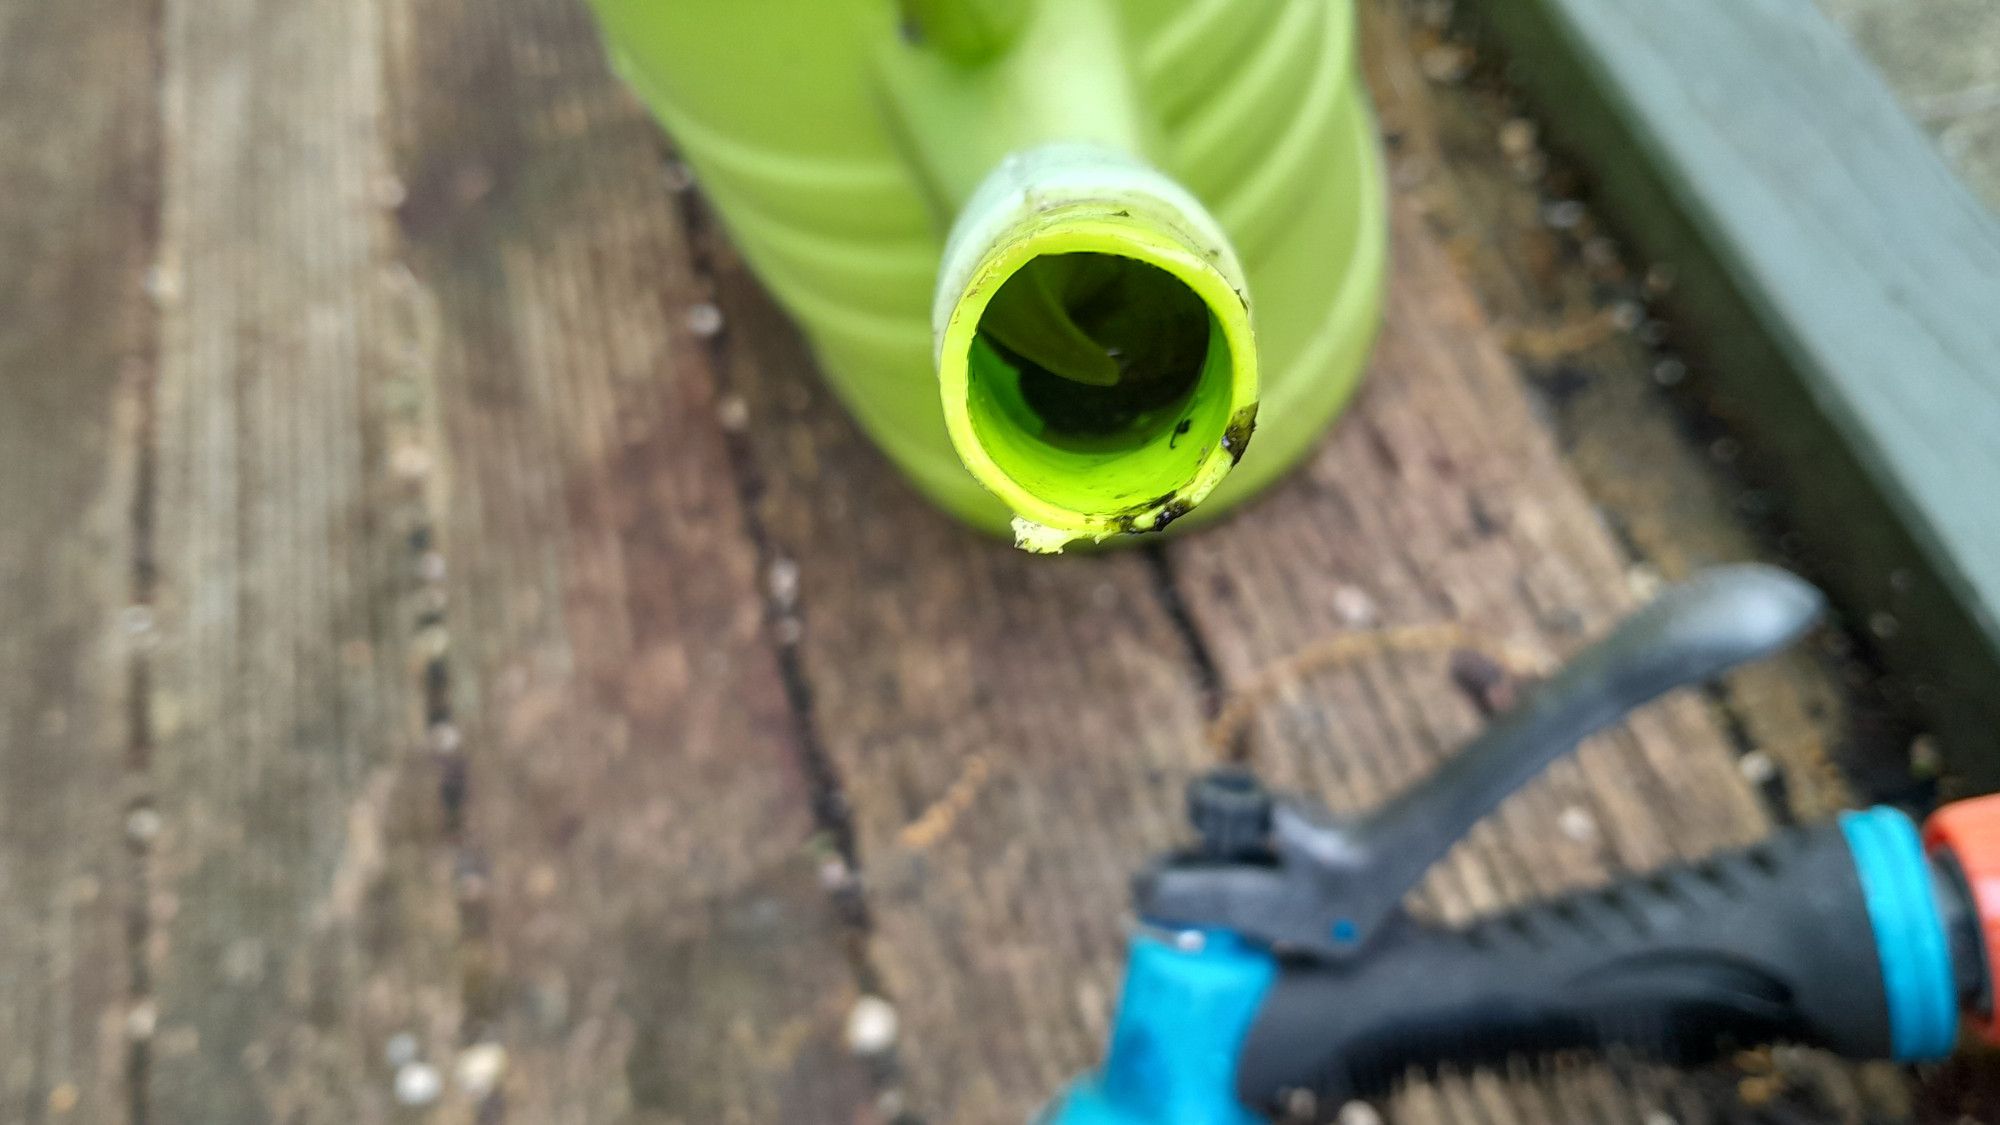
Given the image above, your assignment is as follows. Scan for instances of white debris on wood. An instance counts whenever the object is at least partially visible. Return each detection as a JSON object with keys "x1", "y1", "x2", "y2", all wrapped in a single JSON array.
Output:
[
  {"x1": 394, "y1": 1062, "x2": 442, "y2": 1107},
  {"x1": 143, "y1": 263, "x2": 182, "y2": 307},
  {"x1": 1332, "y1": 585, "x2": 1378, "y2": 627},
  {"x1": 819, "y1": 857, "x2": 856, "y2": 892},
  {"x1": 1738, "y1": 750, "x2": 1778, "y2": 785},
  {"x1": 1625, "y1": 564, "x2": 1665, "y2": 601},
  {"x1": 125, "y1": 1001, "x2": 158, "y2": 1041},
  {"x1": 1558, "y1": 804, "x2": 1598, "y2": 843},
  {"x1": 125, "y1": 805, "x2": 162, "y2": 845},
  {"x1": 686, "y1": 302, "x2": 725, "y2": 338},
  {"x1": 1498, "y1": 118, "x2": 1538, "y2": 159},
  {"x1": 845, "y1": 995, "x2": 899, "y2": 1056},
  {"x1": 455, "y1": 1042, "x2": 508, "y2": 1099},
  {"x1": 768, "y1": 557, "x2": 801, "y2": 609},
  {"x1": 1338, "y1": 1100, "x2": 1385, "y2": 1125},
  {"x1": 391, "y1": 442, "x2": 433, "y2": 480},
  {"x1": 429, "y1": 722, "x2": 463, "y2": 755}
]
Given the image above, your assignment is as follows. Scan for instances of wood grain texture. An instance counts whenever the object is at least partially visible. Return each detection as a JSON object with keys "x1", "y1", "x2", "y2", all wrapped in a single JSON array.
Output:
[
  {"x1": 699, "y1": 170, "x2": 1855, "y2": 1123},
  {"x1": 1174, "y1": 208, "x2": 1769, "y2": 887},
  {"x1": 1464, "y1": 0, "x2": 2000, "y2": 788},
  {"x1": 1164, "y1": 207, "x2": 1801, "y2": 1123},
  {"x1": 146, "y1": 0, "x2": 466, "y2": 1119},
  {"x1": 702, "y1": 209, "x2": 1218, "y2": 1122},
  {"x1": 0, "y1": 0, "x2": 155, "y2": 1119},
  {"x1": 1356, "y1": 0, "x2": 1882, "y2": 820},
  {"x1": 377, "y1": 0, "x2": 875, "y2": 1121}
]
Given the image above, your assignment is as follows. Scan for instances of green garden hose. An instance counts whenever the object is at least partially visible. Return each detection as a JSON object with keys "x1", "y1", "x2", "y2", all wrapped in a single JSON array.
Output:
[{"x1": 588, "y1": 0, "x2": 1386, "y2": 550}]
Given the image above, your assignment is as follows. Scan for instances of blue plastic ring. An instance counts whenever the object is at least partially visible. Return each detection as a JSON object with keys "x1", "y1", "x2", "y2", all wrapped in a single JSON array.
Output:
[{"x1": 1840, "y1": 806, "x2": 1958, "y2": 1059}]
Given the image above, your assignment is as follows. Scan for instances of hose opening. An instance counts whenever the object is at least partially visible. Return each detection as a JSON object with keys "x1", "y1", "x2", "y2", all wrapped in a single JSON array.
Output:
[
  {"x1": 932, "y1": 147, "x2": 1260, "y2": 550},
  {"x1": 940, "y1": 219, "x2": 1256, "y2": 547},
  {"x1": 967, "y1": 251, "x2": 1228, "y2": 507}
]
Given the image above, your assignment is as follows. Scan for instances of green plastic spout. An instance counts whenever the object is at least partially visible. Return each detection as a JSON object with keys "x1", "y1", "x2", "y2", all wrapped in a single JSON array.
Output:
[
  {"x1": 932, "y1": 145, "x2": 1259, "y2": 550},
  {"x1": 586, "y1": 0, "x2": 1386, "y2": 550},
  {"x1": 872, "y1": 0, "x2": 1261, "y2": 549}
]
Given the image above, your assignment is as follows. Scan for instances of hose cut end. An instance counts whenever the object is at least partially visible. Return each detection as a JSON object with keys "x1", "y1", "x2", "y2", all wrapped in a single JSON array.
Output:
[{"x1": 934, "y1": 145, "x2": 1259, "y2": 552}]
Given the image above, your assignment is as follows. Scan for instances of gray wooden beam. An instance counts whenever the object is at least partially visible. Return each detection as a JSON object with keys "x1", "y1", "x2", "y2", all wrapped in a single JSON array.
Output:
[{"x1": 1467, "y1": 0, "x2": 2000, "y2": 787}]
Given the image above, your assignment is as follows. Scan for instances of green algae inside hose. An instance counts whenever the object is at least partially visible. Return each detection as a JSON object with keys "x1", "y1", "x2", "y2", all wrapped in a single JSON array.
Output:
[{"x1": 939, "y1": 210, "x2": 1259, "y2": 552}]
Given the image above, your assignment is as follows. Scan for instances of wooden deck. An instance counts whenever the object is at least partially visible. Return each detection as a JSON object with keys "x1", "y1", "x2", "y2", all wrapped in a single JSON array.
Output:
[
  {"x1": 1468, "y1": 0, "x2": 2000, "y2": 789},
  {"x1": 0, "y1": 0, "x2": 1936, "y2": 1122}
]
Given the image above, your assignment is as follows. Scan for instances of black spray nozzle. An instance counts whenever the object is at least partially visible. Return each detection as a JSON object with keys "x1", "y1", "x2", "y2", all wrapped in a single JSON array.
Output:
[
  {"x1": 1187, "y1": 767, "x2": 1273, "y2": 861},
  {"x1": 1059, "y1": 567, "x2": 2000, "y2": 1123},
  {"x1": 1235, "y1": 818, "x2": 1939, "y2": 1107},
  {"x1": 1138, "y1": 564, "x2": 1825, "y2": 959}
]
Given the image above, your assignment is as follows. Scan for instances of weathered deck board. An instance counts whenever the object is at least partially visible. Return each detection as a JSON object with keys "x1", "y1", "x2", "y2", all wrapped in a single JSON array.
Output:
[
  {"x1": 702, "y1": 213, "x2": 1217, "y2": 1122},
  {"x1": 1172, "y1": 208, "x2": 1768, "y2": 889},
  {"x1": 1166, "y1": 207, "x2": 1776, "y2": 1122},
  {"x1": 1464, "y1": 0, "x2": 2000, "y2": 789},
  {"x1": 699, "y1": 169, "x2": 1828, "y2": 1125},
  {"x1": 145, "y1": 0, "x2": 465, "y2": 1119},
  {"x1": 377, "y1": 0, "x2": 874, "y2": 1120},
  {"x1": 0, "y1": 0, "x2": 154, "y2": 1119},
  {"x1": 1358, "y1": 0, "x2": 1878, "y2": 820}
]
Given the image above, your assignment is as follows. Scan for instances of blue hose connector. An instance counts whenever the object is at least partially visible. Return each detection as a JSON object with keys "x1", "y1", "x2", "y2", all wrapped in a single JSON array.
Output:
[
  {"x1": 1036, "y1": 930, "x2": 1276, "y2": 1125},
  {"x1": 1840, "y1": 806, "x2": 1959, "y2": 1059}
]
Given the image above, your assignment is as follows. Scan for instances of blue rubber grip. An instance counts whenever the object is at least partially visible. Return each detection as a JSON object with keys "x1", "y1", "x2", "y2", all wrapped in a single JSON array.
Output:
[{"x1": 1840, "y1": 806, "x2": 1959, "y2": 1059}]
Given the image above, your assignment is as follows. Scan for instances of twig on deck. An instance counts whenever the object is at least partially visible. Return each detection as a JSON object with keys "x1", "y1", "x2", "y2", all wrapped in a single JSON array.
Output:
[
  {"x1": 897, "y1": 753, "x2": 995, "y2": 853},
  {"x1": 1206, "y1": 624, "x2": 1553, "y2": 761}
]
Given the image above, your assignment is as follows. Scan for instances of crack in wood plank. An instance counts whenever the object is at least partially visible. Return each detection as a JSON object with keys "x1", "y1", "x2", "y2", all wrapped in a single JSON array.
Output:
[
  {"x1": 377, "y1": 0, "x2": 885, "y2": 1120},
  {"x1": 0, "y1": 0, "x2": 163, "y2": 1120}
]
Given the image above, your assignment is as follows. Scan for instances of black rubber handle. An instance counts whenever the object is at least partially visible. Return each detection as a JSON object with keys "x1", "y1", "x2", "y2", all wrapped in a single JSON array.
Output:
[
  {"x1": 1234, "y1": 821, "x2": 1930, "y2": 1108},
  {"x1": 1341, "y1": 565, "x2": 1824, "y2": 950}
]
